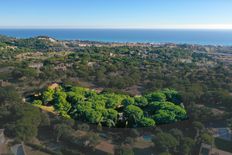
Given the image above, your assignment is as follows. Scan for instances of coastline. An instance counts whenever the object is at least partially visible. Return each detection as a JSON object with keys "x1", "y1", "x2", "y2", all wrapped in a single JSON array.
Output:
[{"x1": 1, "y1": 29, "x2": 232, "y2": 46}]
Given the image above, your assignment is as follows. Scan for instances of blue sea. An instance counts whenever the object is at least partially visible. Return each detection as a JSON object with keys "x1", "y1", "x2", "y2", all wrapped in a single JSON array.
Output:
[{"x1": 0, "y1": 29, "x2": 232, "y2": 46}]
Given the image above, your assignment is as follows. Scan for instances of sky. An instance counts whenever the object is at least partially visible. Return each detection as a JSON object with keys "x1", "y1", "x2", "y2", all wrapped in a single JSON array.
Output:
[{"x1": 1, "y1": 0, "x2": 232, "y2": 29}]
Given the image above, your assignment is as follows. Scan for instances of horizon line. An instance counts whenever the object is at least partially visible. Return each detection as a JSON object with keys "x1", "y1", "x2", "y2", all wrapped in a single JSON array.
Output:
[
  {"x1": 1, "y1": 28, "x2": 232, "y2": 30},
  {"x1": 1, "y1": 24, "x2": 232, "y2": 30}
]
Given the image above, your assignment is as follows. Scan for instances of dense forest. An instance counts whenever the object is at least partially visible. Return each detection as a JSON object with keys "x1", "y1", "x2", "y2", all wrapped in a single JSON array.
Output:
[
  {"x1": 31, "y1": 86, "x2": 187, "y2": 128},
  {"x1": 0, "y1": 35, "x2": 232, "y2": 155}
]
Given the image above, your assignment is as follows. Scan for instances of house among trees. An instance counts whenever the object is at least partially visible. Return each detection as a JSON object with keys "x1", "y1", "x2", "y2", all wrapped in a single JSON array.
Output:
[
  {"x1": 0, "y1": 80, "x2": 10, "y2": 87},
  {"x1": 54, "y1": 63, "x2": 67, "y2": 71},
  {"x1": 48, "y1": 83, "x2": 60, "y2": 90},
  {"x1": 0, "y1": 80, "x2": 6, "y2": 87},
  {"x1": 210, "y1": 128, "x2": 232, "y2": 141},
  {"x1": 11, "y1": 143, "x2": 27, "y2": 155},
  {"x1": 199, "y1": 143, "x2": 212, "y2": 155},
  {"x1": 0, "y1": 129, "x2": 5, "y2": 144},
  {"x1": 28, "y1": 62, "x2": 43, "y2": 70},
  {"x1": 0, "y1": 129, "x2": 7, "y2": 155}
]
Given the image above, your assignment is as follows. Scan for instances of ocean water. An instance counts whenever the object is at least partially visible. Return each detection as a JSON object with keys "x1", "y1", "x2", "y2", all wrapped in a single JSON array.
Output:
[{"x1": 0, "y1": 29, "x2": 232, "y2": 45}]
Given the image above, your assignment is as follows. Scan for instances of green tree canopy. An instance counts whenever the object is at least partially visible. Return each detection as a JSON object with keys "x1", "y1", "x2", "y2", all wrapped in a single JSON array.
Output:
[
  {"x1": 124, "y1": 105, "x2": 143, "y2": 127},
  {"x1": 145, "y1": 92, "x2": 166, "y2": 102},
  {"x1": 138, "y1": 117, "x2": 156, "y2": 127},
  {"x1": 153, "y1": 132, "x2": 179, "y2": 152}
]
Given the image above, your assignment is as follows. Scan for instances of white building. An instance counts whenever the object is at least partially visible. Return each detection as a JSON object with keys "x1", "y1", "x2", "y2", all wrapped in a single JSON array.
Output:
[{"x1": 0, "y1": 129, "x2": 5, "y2": 144}]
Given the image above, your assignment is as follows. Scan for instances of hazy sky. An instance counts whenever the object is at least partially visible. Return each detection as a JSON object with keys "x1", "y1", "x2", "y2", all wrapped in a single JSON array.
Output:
[{"x1": 1, "y1": 0, "x2": 232, "y2": 29}]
